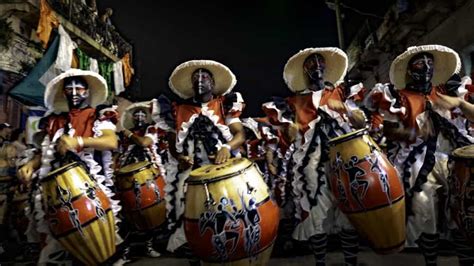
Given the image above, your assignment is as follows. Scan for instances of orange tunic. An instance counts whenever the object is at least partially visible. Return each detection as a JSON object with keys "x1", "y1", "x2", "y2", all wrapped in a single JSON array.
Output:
[
  {"x1": 287, "y1": 87, "x2": 346, "y2": 134},
  {"x1": 173, "y1": 97, "x2": 226, "y2": 132},
  {"x1": 46, "y1": 108, "x2": 96, "y2": 139}
]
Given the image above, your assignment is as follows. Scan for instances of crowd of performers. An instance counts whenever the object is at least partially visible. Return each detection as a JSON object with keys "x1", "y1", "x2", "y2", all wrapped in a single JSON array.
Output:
[{"x1": 0, "y1": 44, "x2": 473, "y2": 265}]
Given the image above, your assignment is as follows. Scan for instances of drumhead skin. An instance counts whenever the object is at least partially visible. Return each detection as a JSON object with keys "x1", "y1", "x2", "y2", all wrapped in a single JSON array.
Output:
[
  {"x1": 116, "y1": 161, "x2": 153, "y2": 176},
  {"x1": 187, "y1": 158, "x2": 253, "y2": 184},
  {"x1": 452, "y1": 144, "x2": 474, "y2": 158},
  {"x1": 328, "y1": 128, "x2": 367, "y2": 146}
]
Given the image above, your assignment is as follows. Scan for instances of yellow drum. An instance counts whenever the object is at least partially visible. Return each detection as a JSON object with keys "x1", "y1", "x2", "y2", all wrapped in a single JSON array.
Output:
[
  {"x1": 115, "y1": 161, "x2": 166, "y2": 231},
  {"x1": 184, "y1": 158, "x2": 279, "y2": 265},
  {"x1": 41, "y1": 162, "x2": 116, "y2": 265},
  {"x1": 328, "y1": 129, "x2": 406, "y2": 254}
]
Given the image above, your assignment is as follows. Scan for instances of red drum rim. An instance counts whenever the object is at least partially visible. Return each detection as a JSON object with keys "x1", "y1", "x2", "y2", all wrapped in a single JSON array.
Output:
[
  {"x1": 328, "y1": 128, "x2": 368, "y2": 146},
  {"x1": 41, "y1": 161, "x2": 86, "y2": 183}
]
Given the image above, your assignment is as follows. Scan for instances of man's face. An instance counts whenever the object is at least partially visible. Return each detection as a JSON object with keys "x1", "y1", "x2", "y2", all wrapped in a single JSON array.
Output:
[
  {"x1": 132, "y1": 109, "x2": 147, "y2": 128},
  {"x1": 304, "y1": 53, "x2": 326, "y2": 82},
  {"x1": 63, "y1": 77, "x2": 89, "y2": 109},
  {"x1": 192, "y1": 68, "x2": 214, "y2": 102},
  {"x1": 408, "y1": 52, "x2": 434, "y2": 84}
]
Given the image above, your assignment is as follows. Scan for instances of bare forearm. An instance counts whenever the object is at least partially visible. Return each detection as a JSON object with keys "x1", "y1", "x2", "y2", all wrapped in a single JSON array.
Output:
[
  {"x1": 83, "y1": 134, "x2": 117, "y2": 151},
  {"x1": 227, "y1": 122, "x2": 246, "y2": 150},
  {"x1": 129, "y1": 134, "x2": 153, "y2": 147}
]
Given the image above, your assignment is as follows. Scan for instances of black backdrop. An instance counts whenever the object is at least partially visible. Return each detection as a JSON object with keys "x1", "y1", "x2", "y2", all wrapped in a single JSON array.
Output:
[{"x1": 97, "y1": 0, "x2": 392, "y2": 117}]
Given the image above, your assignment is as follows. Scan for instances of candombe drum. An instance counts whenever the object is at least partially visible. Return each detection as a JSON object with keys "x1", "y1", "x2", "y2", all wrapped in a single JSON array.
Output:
[
  {"x1": 449, "y1": 145, "x2": 474, "y2": 246},
  {"x1": 41, "y1": 162, "x2": 116, "y2": 265},
  {"x1": 328, "y1": 128, "x2": 405, "y2": 254},
  {"x1": 184, "y1": 158, "x2": 279, "y2": 266},
  {"x1": 115, "y1": 161, "x2": 166, "y2": 231}
]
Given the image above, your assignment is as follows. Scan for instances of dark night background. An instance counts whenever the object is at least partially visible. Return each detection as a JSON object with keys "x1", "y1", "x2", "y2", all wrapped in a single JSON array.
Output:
[{"x1": 97, "y1": 0, "x2": 393, "y2": 117}]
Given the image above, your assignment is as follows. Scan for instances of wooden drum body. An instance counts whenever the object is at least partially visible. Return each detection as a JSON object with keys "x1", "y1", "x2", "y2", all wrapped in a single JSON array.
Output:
[
  {"x1": 184, "y1": 158, "x2": 279, "y2": 265},
  {"x1": 450, "y1": 145, "x2": 474, "y2": 247},
  {"x1": 115, "y1": 161, "x2": 166, "y2": 231},
  {"x1": 41, "y1": 162, "x2": 116, "y2": 265},
  {"x1": 328, "y1": 129, "x2": 405, "y2": 254}
]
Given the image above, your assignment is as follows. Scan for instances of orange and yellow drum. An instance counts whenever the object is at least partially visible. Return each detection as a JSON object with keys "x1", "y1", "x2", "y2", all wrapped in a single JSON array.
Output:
[
  {"x1": 449, "y1": 145, "x2": 474, "y2": 247},
  {"x1": 115, "y1": 161, "x2": 166, "y2": 231},
  {"x1": 328, "y1": 129, "x2": 405, "y2": 254},
  {"x1": 184, "y1": 158, "x2": 279, "y2": 265},
  {"x1": 41, "y1": 162, "x2": 116, "y2": 265}
]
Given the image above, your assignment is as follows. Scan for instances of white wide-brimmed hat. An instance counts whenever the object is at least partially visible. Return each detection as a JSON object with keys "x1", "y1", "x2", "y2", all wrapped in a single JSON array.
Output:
[
  {"x1": 390, "y1": 45, "x2": 461, "y2": 89},
  {"x1": 168, "y1": 60, "x2": 237, "y2": 99},
  {"x1": 120, "y1": 101, "x2": 153, "y2": 130},
  {"x1": 44, "y1": 69, "x2": 108, "y2": 113},
  {"x1": 283, "y1": 47, "x2": 348, "y2": 92}
]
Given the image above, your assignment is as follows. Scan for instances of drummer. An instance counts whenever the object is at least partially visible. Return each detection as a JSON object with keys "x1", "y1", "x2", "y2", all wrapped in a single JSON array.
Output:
[
  {"x1": 364, "y1": 45, "x2": 474, "y2": 265},
  {"x1": 262, "y1": 47, "x2": 366, "y2": 265},
  {"x1": 240, "y1": 117, "x2": 278, "y2": 186},
  {"x1": 116, "y1": 101, "x2": 163, "y2": 260},
  {"x1": 17, "y1": 69, "x2": 122, "y2": 264},
  {"x1": 152, "y1": 60, "x2": 246, "y2": 256}
]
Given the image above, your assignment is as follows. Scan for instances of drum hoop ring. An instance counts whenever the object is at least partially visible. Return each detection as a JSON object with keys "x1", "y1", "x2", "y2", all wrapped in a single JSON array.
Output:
[
  {"x1": 186, "y1": 163, "x2": 254, "y2": 185},
  {"x1": 116, "y1": 162, "x2": 154, "y2": 177},
  {"x1": 328, "y1": 128, "x2": 368, "y2": 146},
  {"x1": 41, "y1": 161, "x2": 86, "y2": 183}
]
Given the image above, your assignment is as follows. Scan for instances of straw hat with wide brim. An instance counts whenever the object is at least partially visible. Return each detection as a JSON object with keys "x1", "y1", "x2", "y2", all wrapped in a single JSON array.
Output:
[
  {"x1": 168, "y1": 60, "x2": 237, "y2": 99},
  {"x1": 120, "y1": 101, "x2": 153, "y2": 130},
  {"x1": 283, "y1": 47, "x2": 348, "y2": 92},
  {"x1": 390, "y1": 45, "x2": 461, "y2": 89},
  {"x1": 44, "y1": 69, "x2": 108, "y2": 113}
]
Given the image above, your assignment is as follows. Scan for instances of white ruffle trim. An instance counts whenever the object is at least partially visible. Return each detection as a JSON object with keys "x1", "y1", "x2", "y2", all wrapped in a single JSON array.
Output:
[{"x1": 175, "y1": 105, "x2": 233, "y2": 153}]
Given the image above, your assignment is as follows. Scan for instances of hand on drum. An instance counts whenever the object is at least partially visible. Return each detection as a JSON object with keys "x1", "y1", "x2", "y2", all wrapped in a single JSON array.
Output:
[
  {"x1": 178, "y1": 155, "x2": 194, "y2": 171},
  {"x1": 57, "y1": 135, "x2": 79, "y2": 155},
  {"x1": 17, "y1": 161, "x2": 35, "y2": 184},
  {"x1": 215, "y1": 146, "x2": 231, "y2": 164}
]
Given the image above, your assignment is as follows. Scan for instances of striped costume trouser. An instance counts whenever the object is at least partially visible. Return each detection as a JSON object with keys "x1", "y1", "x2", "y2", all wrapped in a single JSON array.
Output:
[
  {"x1": 309, "y1": 230, "x2": 358, "y2": 266},
  {"x1": 417, "y1": 233, "x2": 439, "y2": 266}
]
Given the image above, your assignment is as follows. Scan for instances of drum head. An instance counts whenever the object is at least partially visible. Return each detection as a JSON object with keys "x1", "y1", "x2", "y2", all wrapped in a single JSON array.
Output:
[
  {"x1": 116, "y1": 161, "x2": 152, "y2": 176},
  {"x1": 452, "y1": 145, "x2": 474, "y2": 159},
  {"x1": 44, "y1": 161, "x2": 82, "y2": 181},
  {"x1": 328, "y1": 128, "x2": 368, "y2": 146},
  {"x1": 188, "y1": 158, "x2": 253, "y2": 184}
]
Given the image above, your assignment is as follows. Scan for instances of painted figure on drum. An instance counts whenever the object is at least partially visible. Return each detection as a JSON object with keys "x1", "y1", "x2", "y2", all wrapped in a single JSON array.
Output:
[
  {"x1": 262, "y1": 48, "x2": 366, "y2": 266},
  {"x1": 152, "y1": 60, "x2": 246, "y2": 254},
  {"x1": 83, "y1": 182, "x2": 106, "y2": 220},
  {"x1": 199, "y1": 196, "x2": 240, "y2": 261},
  {"x1": 17, "y1": 69, "x2": 121, "y2": 265},
  {"x1": 365, "y1": 45, "x2": 474, "y2": 265}
]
